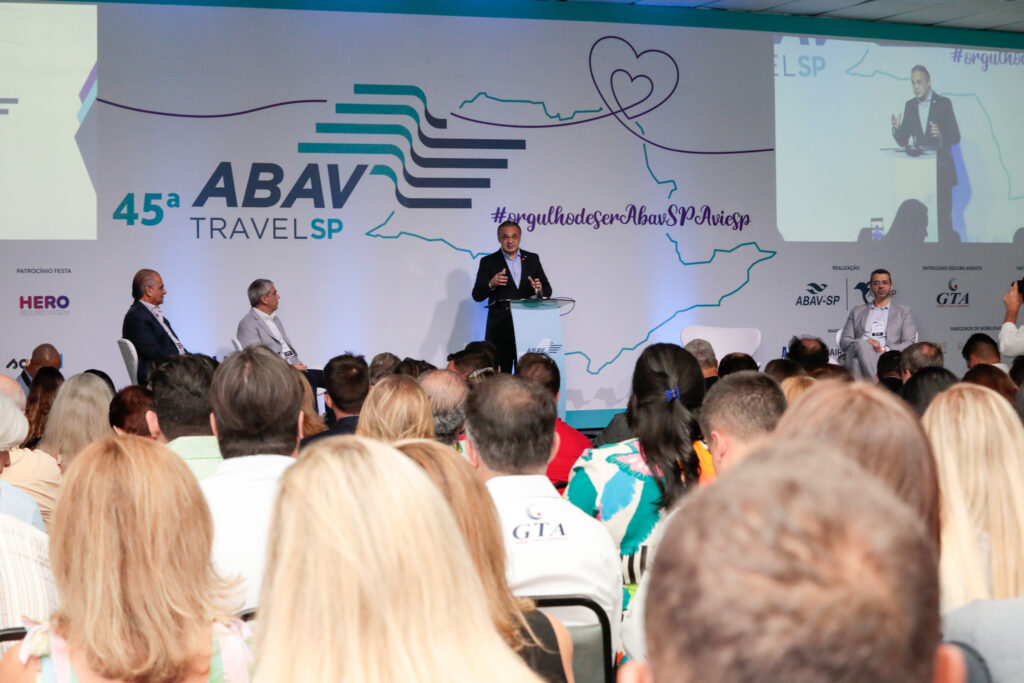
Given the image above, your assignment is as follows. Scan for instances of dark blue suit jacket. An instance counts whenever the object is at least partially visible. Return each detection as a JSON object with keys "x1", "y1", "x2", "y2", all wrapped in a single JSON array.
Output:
[
  {"x1": 122, "y1": 300, "x2": 184, "y2": 385},
  {"x1": 892, "y1": 92, "x2": 960, "y2": 186},
  {"x1": 471, "y1": 249, "x2": 552, "y2": 338}
]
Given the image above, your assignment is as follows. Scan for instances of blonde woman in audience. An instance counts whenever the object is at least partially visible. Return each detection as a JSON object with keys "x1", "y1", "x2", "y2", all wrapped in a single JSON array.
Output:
[
  {"x1": 779, "y1": 374, "x2": 815, "y2": 405},
  {"x1": 774, "y1": 381, "x2": 941, "y2": 548},
  {"x1": 395, "y1": 438, "x2": 574, "y2": 683},
  {"x1": 35, "y1": 372, "x2": 114, "y2": 467},
  {"x1": 355, "y1": 373, "x2": 435, "y2": 442},
  {"x1": 922, "y1": 383, "x2": 1024, "y2": 610},
  {"x1": 255, "y1": 436, "x2": 541, "y2": 683},
  {"x1": 0, "y1": 435, "x2": 253, "y2": 682},
  {"x1": 294, "y1": 369, "x2": 326, "y2": 439}
]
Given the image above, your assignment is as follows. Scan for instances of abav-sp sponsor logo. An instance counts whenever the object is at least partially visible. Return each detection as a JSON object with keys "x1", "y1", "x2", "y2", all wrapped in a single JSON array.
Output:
[
  {"x1": 795, "y1": 282, "x2": 840, "y2": 306},
  {"x1": 936, "y1": 279, "x2": 970, "y2": 307},
  {"x1": 19, "y1": 294, "x2": 70, "y2": 316}
]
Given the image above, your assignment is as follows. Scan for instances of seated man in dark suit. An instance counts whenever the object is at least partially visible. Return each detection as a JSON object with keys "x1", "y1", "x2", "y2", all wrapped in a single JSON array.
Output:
[
  {"x1": 299, "y1": 353, "x2": 368, "y2": 449},
  {"x1": 471, "y1": 220, "x2": 552, "y2": 373},
  {"x1": 122, "y1": 269, "x2": 186, "y2": 385}
]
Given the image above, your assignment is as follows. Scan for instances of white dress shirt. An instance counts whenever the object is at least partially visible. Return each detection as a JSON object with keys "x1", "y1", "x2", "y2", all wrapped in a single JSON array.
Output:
[
  {"x1": 140, "y1": 299, "x2": 185, "y2": 354},
  {"x1": 487, "y1": 474, "x2": 623, "y2": 651},
  {"x1": 0, "y1": 515, "x2": 58, "y2": 654},
  {"x1": 864, "y1": 303, "x2": 891, "y2": 350},
  {"x1": 252, "y1": 308, "x2": 297, "y2": 362},
  {"x1": 999, "y1": 322, "x2": 1024, "y2": 358},
  {"x1": 200, "y1": 454, "x2": 295, "y2": 612}
]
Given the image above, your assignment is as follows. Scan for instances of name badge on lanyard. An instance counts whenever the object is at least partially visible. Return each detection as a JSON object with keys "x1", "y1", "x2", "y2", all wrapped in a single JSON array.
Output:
[
  {"x1": 281, "y1": 348, "x2": 296, "y2": 362},
  {"x1": 870, "y1": 319, "x2": 886, "y2": 338}
]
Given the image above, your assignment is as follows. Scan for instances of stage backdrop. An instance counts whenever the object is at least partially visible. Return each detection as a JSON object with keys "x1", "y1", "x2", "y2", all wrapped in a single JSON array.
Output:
[{"x1": 2, "y1": 1, "x2": 1023, "y2": 426}]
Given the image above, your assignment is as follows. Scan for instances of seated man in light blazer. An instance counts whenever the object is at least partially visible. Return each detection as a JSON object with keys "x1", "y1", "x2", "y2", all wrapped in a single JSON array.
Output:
[
  {"x1": 237, "y1": 279, "x2": 306, "y2": 370},
  {"x1": 236, "y1": 280, "x2": 326, "y2": 393},
  {"x1": 839, "y1": 268, "x2": 918, "y2": 379}
]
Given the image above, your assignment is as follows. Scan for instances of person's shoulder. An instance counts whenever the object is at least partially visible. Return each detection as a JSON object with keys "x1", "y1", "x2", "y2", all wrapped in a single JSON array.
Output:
[{"x1": 932, "y1": 92, "x2": 953, "y2": 106}]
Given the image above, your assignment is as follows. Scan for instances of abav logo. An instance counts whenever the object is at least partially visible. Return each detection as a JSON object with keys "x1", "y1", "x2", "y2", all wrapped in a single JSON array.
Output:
[
  {"x1": 526, "y1": 339, "x2": 563, "y2": 355},
  {"x1": 795, "y1": 282, "x2": 839, "y2": 306},
  {"x1": 19, "y1": 294, "x2": 70, "y2": 315},
  {"x1": 937, "y1": 279, "x2": 970, "y2": 307}
]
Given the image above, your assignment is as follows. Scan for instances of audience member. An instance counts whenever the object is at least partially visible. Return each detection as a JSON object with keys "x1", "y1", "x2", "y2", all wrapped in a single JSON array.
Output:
[
  {"x1": 368, "y1": 351, "x2": 400, "y2": 384},
  {"x1": 146, "y1": 354, "x2": 222, "y2": 479},
  {"x1": 1017, "y1": 383, "x2": 1024, "y2": 425},
  {"x1": 775, "y1": 381, "x2": 941, "y2": 547},
  {"x1": 618, "y1": 369, "x2": 786, "y2": 662},
  {"x1": 620, "y1": 441, "x2": 959, "y2": 683},
  {"x1": 34, "y1": 373, "x2": 113, "y2": 469},
  {"x1": 14, "y1": 344, "x2": 61, "y2": 397},
  {"x1": 877, "y1": 348, "x2": 904, "y2": 393},
  {"x1": 901, "y1": 366, "x2": 958, "y2": 415},
  {"x1": 355, "y1": 374, "x2": 435, "y2": 442},
  {"x1": 717, "y1": 351, "x2": 758, "y2": 377},
  {"x1": 418, "y1": 369, "x2": 469, "y2": 447},
  {"x1": 944, "y1": 596, "x2": 1024, "y2": 683},
  {"x1": 395, "y1": 357, "x2": 436, "y2": 378},
  {"x1": 762, "y1": 357, "x2": 805, "y2": 383},
  {"x1": 779, "y1": 374, "x2": 815, "y2": 405},
  {"x1": 20, "y1": 367, "x2": 63, "y2": 449},
  {"x1": 300, "y1": 353, "x2": 367, "y2": 448},
  {"x1": 699, "y1": 370, "x2": 786, "y2": 473},
  {"x1": 83, "y1": 368, "x2": 116, "y2": 395},
  {"x1": 109, "y1": 385, "x2": 154, "y2": 437},
  {"x1": 201, "y1": 346, "x2": 303, "y2": 611},
  {"x1": 255, "y1": 435, "x2": 542, "y2": 683},
  {"x1": 567, "y1": 343, "x2": 705, "y2": 598},
  {"x1": 962, "y1": 332, "x2": 1008, "y2": 372},
  {"x1": 0, "y1": 405, "x2": 61, "y2": 529},
  {"x1": 447, "y1": 347, "x2": 497, "y2": 379},
  {"x1": 683, "y1": 338, "x2": 718, "y2": 390},
  {"x1": 962, "y1": 363, "x2": 1018, "y2": 403},
  {"x1": 517, "y1": 352, "x2": 593, "y2": 492},
  {"x1": 787, "y1": 335, "x2": 829, "y2": 371},
  {"x1": 1010, "y1": 355, "x2": 1024, "y2": 388},
  {"x1": 923, "y1": 383, "x2": 1024, "y2": 610},
  {"x1": 295, "y1": 368, "x2": 326, "y2": 439},
  {"x1": 900, "y1": 341, "x2": 945, "y2": 381},
  {"x1": 0, "y1": 435, "x2": 253, "y2": 681},
  {"x1": 809, "y1": 363, "x2": 854, "y2": 382},
  {"x1": 0, "y1": 514, "x2": 56, "y2": 655},
  {"x1": 998, "y1": 281, "x2": 1024, "y2": 358},
  {"x1": 0, "y1": 375, "x2": 26, "y2": 412},
  {"x1": 396, "y1": 438, "x2": 573, "y2": 681},
  {"x1": 0, "y1": 395, "x2": 45, "y2": 531},
  {"x1": 464, "y1": 375, "x2": 622, "y2": 646},
  {"x1": 122, "y1": 268, "x2": 187, "y2": 385}
]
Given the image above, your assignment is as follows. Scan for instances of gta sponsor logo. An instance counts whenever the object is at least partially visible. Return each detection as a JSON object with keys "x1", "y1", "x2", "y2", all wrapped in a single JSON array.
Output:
[
  {"x1": 936, "y1": 279, "x2": 970, "y2": 307},
  {"x1": 19, "y1": 294, "x2": 70, "y2": 315},
  {"x1": 795, "y1": 282, "x2": 839, "y2": 306}
]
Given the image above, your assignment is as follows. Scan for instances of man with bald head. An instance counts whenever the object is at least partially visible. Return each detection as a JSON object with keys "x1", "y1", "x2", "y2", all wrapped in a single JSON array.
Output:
[
  {"x1": 14, "y1": 344, "x2": 61, "y2": 397},
  {"x1": 122, "y1": 268, "x2": 187, "y2": 385}
]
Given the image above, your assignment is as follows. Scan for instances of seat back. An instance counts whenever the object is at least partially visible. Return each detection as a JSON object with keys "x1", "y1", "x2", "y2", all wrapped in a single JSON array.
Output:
[
  {"x1": 117, "y1": 338, "x2": 140, "y2": 385},
  {"x1": 231, "y1": 337, "x2": 243, "y2": 352},
  {"x1": 532, "y1": 594, "x2": 613, "y2": 683}
]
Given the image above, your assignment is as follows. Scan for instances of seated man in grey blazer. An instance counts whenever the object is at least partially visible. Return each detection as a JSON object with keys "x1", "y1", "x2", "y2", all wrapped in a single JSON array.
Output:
[
  {"x1": 237, "y1": 279, "x2": 308, "y2": 370},
  {"x1": 840, "y1": 269, "x2": 918, "y2": 379}
]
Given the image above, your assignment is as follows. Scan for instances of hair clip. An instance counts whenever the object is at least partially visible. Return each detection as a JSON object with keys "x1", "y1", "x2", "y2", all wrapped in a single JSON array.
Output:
[{"x1": 665, "y1": 387, "x2": 680, "y2": 401}]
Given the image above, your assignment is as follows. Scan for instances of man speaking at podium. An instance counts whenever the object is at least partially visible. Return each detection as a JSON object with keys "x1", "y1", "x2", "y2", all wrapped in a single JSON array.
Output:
[
  {"x1": 891, "y1": 64, "x2": 961, "y2": 242},
  {"x1": 472, "y1": 220, "x2": 552, "y2": 373}
]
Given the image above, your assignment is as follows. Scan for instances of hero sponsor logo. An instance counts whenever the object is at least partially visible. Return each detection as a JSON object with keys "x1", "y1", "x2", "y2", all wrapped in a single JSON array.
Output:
[
  {"x1": 19, "y1": 295, "x2": 70, "y2": 315},
  {"x1": 795, "y1": 282, "x2": 840, "y2": 306}
]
